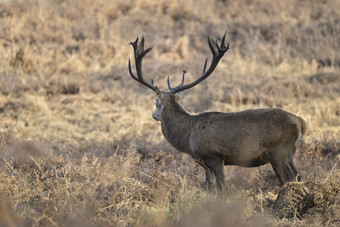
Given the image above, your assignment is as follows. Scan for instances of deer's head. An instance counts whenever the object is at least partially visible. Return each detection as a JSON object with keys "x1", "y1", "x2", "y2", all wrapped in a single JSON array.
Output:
[{"x1": 128, "y1": 33, "x2": 229, "y2": 122}]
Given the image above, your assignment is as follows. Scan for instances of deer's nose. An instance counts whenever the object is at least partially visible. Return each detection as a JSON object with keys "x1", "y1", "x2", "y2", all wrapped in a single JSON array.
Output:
[{"x1": 152, "y1": 112, "x2": 160, "y2": 121}]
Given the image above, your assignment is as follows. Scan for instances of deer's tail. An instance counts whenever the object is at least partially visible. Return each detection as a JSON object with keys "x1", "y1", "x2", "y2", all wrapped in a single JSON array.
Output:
[{"x1": 299, "y1": 117, "x2": 307, "y2": 136}]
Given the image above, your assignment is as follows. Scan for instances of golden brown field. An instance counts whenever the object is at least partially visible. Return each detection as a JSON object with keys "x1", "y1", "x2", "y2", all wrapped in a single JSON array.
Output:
[{"x1": 0, "y1": 0, "x2": 340, "y2": 226}]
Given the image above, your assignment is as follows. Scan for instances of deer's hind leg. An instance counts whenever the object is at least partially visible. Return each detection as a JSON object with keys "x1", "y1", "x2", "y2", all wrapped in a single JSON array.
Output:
[
  {"x1": 284, "y1": 161, "x2": 297, "y2": 181},
  {"x1": 286, "y1": 144, "x2": 300, "y2": 181},
  {"x1": 268, "y1": 155, "x2": 288, "y2": 185},
  {"x1": 268, "y1": 144, "x2": 299, "y2": 185}
]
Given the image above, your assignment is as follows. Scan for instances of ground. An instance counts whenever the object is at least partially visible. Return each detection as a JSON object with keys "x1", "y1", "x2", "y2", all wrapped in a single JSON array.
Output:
[{"x1": 0, "y1": 0, "x2": 340, "y2": 226}]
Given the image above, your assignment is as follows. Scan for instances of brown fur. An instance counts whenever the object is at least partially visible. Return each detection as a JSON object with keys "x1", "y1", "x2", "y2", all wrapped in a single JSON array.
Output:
[{"x1": 156, "y1": 93, "x2": 306, "y2": 189}]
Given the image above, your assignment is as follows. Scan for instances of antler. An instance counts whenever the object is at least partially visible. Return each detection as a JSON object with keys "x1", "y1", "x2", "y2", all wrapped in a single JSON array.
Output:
[
  {"x1": 128, "y1": 36, "x2": 160, "y2": 93},
  {"x1": 168, "y1": 32, "x2": 230, "y2": 94},
  {"x1": 167, "y1": 71, "x2": 186, "y2": 92}
]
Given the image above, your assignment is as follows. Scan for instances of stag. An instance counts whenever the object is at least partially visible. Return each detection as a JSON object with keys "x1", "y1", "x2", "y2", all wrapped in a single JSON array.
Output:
[{"x1": 128, "y1": 33, "x2": 306, "y2": 190}]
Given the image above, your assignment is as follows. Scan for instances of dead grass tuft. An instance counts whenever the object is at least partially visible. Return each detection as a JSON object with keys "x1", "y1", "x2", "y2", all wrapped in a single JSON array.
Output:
[
  {"x1": 2, "y1": 140, "x2": 62, "y2": 171},
  {"x1": 274, "y1": 170, "x2": 340, "y2": 224}
]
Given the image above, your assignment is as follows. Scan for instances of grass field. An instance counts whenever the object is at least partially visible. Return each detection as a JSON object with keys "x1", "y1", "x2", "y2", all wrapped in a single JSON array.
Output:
[{"x1": 0, "y1": 0, "x2": 340, "y2": 226}]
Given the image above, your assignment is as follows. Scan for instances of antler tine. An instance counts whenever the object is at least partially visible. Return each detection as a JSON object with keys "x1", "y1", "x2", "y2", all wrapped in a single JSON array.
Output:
[
  {"x1": 128, "y1": 36, "x2": 159, "y2": 93},
  {"x1": 169, "y1": 33, "x2": 230, "y2": 94},
  {"x1": 215, "y1": 40, "x2": 220, "y2": 52},
  {"x1": 208, "y1": 36, "x2": 217, "y2": 56},
  {"x1": 128, "y1": 58, "x2": 140, "y2": 82},
  {"x1": 167, "y1": 71, "x2": 186, "y2": 92},
  {"x1": 140, "y1": 35, "x2": 145, "y2": 49},
  {"x1": 130, "y1": 37, "x2": 139, "y2": 57},
  {"x1": 202, "y1": 58, "x2": 208, "y2": 74},
  {"x1": 220, "y1": 31, "x2": 227, "y2": 49},
  {"x1": 167, "y1": 77, "x2": 171, "y2": 91}
]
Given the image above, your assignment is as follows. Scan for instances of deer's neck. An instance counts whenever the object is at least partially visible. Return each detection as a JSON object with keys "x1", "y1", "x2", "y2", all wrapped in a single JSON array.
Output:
[{"x1": 160, "y1": 99, "x2": 196, "y2": 154}]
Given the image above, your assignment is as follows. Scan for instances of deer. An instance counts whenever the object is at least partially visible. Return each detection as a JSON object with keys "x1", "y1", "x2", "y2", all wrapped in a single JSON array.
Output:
[{"x1": 128, "y1": 33, "x2": 306, "y2": 190}]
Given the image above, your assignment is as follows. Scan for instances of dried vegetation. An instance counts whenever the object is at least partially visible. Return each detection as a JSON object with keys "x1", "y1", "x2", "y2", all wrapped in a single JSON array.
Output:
[{"x1": 0, "y1": 0, "x2": 340, "y2": 226}]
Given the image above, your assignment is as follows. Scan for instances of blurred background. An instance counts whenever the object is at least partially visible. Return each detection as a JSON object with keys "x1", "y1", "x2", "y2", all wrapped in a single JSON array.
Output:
[{"x1": 0, "y1": 0, "x2": 340, "y2": 226}]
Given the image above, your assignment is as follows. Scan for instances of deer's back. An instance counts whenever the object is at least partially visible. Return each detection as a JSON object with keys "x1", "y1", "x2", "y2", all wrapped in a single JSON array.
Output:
[{"x1": 189, "y1": 108, "x2": 303, "y2": 159}]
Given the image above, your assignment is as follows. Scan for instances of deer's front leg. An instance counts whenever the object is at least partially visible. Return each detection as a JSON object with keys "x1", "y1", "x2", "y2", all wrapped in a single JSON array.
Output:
[
  {"x1": 204, "y1": 168, "x2": 213, "y2": 190},
  {"x1": 205, "y1": 155, "x2": 226, "y2": 190}
]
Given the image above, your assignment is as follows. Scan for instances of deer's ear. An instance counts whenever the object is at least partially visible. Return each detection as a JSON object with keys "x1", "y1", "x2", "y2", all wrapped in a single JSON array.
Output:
[{"x1": 175, "y1": 91, "x2": 184, "y2": 102}]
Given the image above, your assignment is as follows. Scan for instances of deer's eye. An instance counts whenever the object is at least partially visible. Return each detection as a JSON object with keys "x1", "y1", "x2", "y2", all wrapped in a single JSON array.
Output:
[{"x1": 155, "y1": 99, "x2": 160, "y2": 107}]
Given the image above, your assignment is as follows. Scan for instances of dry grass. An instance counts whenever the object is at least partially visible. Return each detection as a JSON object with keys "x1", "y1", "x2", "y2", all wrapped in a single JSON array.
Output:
[{"x1": 0, "y1": 0, "x2": 340, "y2": 226}]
